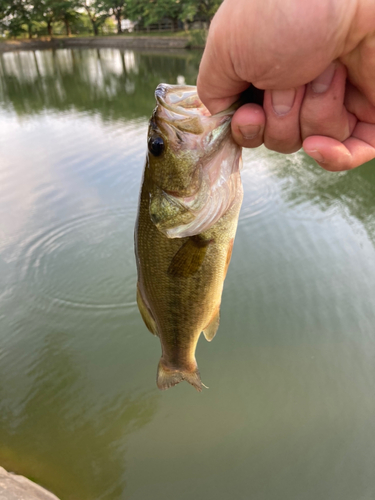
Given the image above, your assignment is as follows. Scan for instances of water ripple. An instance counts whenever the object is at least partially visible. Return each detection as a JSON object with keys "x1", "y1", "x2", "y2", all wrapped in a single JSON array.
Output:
[
  {"x1": 18, "y1": 208, "x2": 137, "y2": 311},
  {"x1": 239, "y1": 153, "x2": 278, "y2": 228}
]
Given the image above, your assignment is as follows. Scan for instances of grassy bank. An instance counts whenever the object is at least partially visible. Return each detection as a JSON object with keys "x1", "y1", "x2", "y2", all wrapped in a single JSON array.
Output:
[{"x1": 1, "y1": 29, "x2": 207, "y2": 49}]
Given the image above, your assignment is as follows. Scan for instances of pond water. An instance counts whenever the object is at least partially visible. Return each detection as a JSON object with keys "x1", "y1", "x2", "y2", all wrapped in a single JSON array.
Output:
[{"x1": 1, "y1": 48, "x2": 375, "y2": 500}]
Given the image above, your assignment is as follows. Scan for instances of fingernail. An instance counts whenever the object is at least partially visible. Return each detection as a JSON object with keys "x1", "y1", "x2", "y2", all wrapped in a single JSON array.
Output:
[
  {"x1": 271, "y1": 89, "x2": 296, "y2": 115},
  {"x1": 238, "y1": 125, "x2": 260, "y2": 140},
  {"x1": 311, "y1": 63, "x2": 336, "y2": 93},
  {"x1": 305, "y1": 149, "x2": 325, "y2": 164}
]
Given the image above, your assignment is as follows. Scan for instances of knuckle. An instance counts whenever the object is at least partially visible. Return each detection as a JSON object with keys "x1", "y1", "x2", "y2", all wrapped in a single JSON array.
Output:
[{"x1": 300, "y1": 106, "x2": 329, "y2": 130}]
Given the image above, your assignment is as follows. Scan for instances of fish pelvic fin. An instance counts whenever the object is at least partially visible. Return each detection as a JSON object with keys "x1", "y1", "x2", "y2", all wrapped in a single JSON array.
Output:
[{"x1": 157, "y1": 360, "x2": 203, "y2": 392}]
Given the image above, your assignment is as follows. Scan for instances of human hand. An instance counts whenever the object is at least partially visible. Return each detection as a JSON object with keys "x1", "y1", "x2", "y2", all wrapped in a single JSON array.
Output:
[{"x1": 197, "y1": 0, "x2": 375, "y2": 171}]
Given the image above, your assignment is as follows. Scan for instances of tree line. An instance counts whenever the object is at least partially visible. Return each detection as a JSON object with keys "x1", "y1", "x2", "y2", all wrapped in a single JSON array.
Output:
[{"x1": 0, "y1": 0, "x2": 222, "y2": 38}]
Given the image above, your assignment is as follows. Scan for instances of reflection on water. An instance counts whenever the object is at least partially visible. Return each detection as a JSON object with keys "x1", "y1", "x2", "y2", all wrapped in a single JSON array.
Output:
[
  {"x1": 0, "y1": 331, "x2": 157, "y2": 498},
  {"x1": 241, "y1": 146, "x2": 375, "y2": 242},
  {"x1": 0, "y1": 48, "x2": 201, "y2": 120},
  {"x1": 274, "y1": 150, "x2": 375, "y2": 240},
  {"x1": 1, "y1": 48, "x2": 375, "y2": 500}
]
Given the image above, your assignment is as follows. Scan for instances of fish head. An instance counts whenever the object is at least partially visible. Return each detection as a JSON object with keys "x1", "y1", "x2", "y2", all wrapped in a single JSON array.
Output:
[{"x1": 147, "y1": 84, "x2": 242, "y2": 238}]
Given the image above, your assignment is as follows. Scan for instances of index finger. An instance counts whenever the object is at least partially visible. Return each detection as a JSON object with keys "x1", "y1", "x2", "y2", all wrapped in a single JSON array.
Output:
[{"x1": 197, "y1": 20, "x2": 250, "y2": 114}]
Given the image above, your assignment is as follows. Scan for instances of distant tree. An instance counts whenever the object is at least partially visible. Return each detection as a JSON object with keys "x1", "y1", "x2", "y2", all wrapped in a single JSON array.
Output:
[
  {"x1": 0, "y1": 0, "x2": 20, "y2": 37},
  {"x1": 33, "y1": 0, "x2": 58, "y2": 36},
  {"x1": 101, "y1": 0, "x2": 125, "y2": 34},
  {"x1": 180, "y1": 0, "x2": 222, "y2": 25},
  {"x1": 0, "y1": 0, "x2": 7, "y2": 22},
  {"x1": 61, "y1": 9, "x2": 77, "y2": 35},
  {"x1": 1, "y1": 0, "x2": 36, "y2": 38},
  {"x1": 127, "y1": 0, "x2": 221, "y2": 32},
  {"x1": 128, "y1": 0, "x2": 182, "y2": 31},
  {"x1": 5, "y1": 15, "x2": 28, "y2": 38},
  {"x1": 126, "y1": 0, "x2": 150, "y2": 28},
  {"x1": 68, "y1": 11, "x2": 92, "y2": 34},
  {"x1": 0, "y1": 0, "x2": 223, "y2": 38},
  {"x1": 54, "y1": 0, "x2": 80, "y2": 36},
  {"x1": 82, "y1": 0, "x2": 109, "y2": 35}
]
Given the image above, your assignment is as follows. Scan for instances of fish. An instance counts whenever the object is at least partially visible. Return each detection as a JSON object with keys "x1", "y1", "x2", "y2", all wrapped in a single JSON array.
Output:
[{"x1": 134, "y1": 84, "x2": 243, "y2": 391}]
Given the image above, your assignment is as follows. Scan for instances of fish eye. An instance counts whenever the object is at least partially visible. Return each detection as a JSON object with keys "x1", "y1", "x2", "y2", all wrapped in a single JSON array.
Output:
[{"x1": 148, "y1": 136, "x2": 164, "y2": 157}]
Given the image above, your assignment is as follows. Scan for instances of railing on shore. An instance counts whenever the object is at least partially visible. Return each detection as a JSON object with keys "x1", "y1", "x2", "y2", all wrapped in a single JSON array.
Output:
[
  {"x1": 132, "y1": 20, "x2": 207, "y2": 33},
  {"x1": 134, "y1": 21, "x2": 176, "y2": 32}
]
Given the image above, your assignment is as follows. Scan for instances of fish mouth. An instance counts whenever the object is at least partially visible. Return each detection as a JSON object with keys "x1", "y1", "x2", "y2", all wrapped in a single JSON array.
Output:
[
  {"x1": 155, "y1": 83, "x2": 237, "y2": 120},
  {"x1": 155, "y1": 84, "x2": 209, "y2": 118},
  {"x1": 154, "y1": 83, "x2": 234, "y2": 148}
]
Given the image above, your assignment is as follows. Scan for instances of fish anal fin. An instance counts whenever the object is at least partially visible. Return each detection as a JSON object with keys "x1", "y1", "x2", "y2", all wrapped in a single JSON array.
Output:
[
  {"x1": 157, "y1": 360, "x2": 203, "y2": 392},
  {"x1": 203, "y1": 308, "x2": 220, "y2": 342},
  {"x1": 136, "y1": 284, "x2": 157, "y2": 335},
  {"x1": 168, "y1": 236, "x2": 213, "y2": 278},
  {"x1": 224, "y1": 238, "x2": 234, "y2": 278}
]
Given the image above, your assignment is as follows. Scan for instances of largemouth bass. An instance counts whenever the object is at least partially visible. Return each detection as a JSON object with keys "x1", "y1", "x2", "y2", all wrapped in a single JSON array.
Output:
[{"x1": 134, "y1": 84, "x2": 243, "y2": 391}]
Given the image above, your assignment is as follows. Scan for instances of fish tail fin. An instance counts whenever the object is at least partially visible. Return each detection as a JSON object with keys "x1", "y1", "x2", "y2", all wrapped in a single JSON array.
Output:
[{"x1": 157, "y1": 360, "x2": 203, "y2": 392}]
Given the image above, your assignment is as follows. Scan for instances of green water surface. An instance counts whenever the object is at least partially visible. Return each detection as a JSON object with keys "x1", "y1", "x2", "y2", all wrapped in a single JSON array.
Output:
[{"x1": 1, "y1": 48, "x2": 375, "y2": 500}]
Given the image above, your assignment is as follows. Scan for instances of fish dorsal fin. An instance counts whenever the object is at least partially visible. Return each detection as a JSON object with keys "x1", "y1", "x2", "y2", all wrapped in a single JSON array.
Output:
[
  {"x1": 168, "y1": 236, "x2": 212, "y2": 278},
  {"x1": 203, "y1": 309, "x2": 220, "y2": 342}
]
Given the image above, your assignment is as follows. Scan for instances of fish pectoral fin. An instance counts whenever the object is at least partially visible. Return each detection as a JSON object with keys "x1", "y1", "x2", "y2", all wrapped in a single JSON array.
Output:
[
  {"x1": 168, "y1": 236, "x2": 212, "y2": 278},
  {"x1": 136, "y1": 284, "x2": 157, "y2": 336},
  {"x1": 203, "y1": 308, "x2": 220, "y2": 342},
  {"x1": 157, "y1": 360, "x2": 204, "y2": 392}
]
